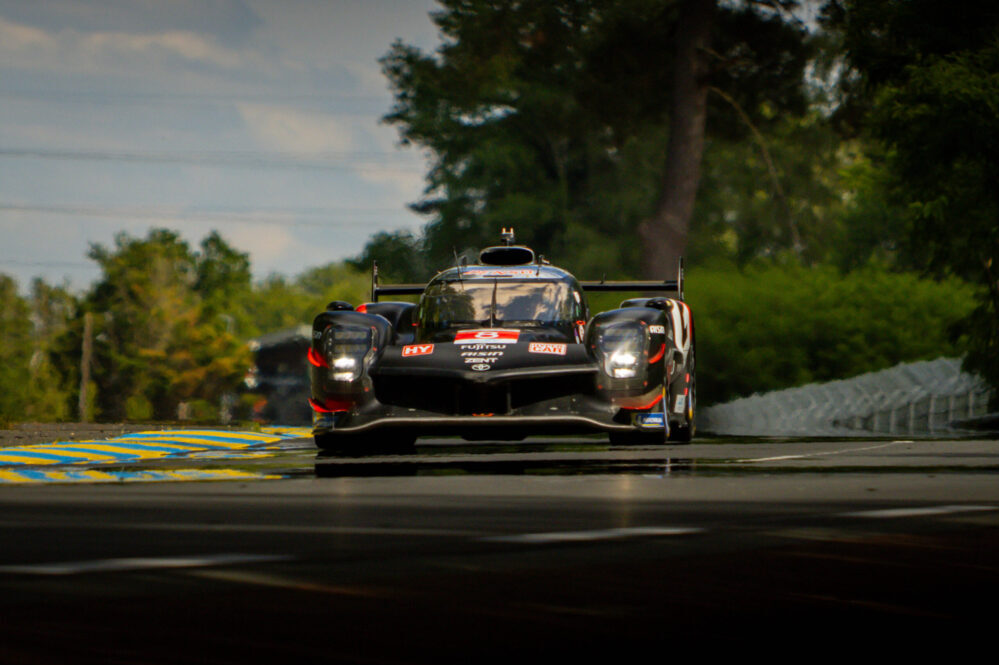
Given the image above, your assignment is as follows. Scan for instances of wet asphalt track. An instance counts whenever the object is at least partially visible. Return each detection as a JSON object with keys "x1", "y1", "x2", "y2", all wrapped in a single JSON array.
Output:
[{"x1": 2, "y1": 433, "x2": 999, "y2": 662}]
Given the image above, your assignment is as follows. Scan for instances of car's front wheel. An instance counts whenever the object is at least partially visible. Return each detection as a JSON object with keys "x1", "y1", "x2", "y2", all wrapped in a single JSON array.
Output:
[{"x1": 608, "y1": 428, "x2": 668, "y2": 446}]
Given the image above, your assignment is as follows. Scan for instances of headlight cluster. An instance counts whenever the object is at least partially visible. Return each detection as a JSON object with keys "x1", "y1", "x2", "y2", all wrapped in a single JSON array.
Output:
[
  {"x1": 322, "y1": 325, "x2": 376, "y2": 382},
  {"x1": 595, "y1": 322, "x2": 646, "y2": 379}
]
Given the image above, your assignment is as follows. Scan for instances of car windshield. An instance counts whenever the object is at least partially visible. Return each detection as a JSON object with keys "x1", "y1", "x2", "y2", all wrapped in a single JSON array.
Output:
[{"x1": 419, "y1": 279, "x2": 579, "y2": 330}]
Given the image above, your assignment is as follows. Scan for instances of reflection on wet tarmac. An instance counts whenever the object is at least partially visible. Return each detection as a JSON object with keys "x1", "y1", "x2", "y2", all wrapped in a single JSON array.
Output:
[
  {"x1": 12, "y1": 427, "x2": 987, "y2": 484},
  {"x1": 314, "y1": 439, "x2": 695, "y2": 478}
]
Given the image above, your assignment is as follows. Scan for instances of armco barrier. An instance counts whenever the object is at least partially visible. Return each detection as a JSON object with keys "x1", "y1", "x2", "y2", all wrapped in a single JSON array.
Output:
[{"x1": 699, "y1": 357, "x2": 995, "y2": 436}]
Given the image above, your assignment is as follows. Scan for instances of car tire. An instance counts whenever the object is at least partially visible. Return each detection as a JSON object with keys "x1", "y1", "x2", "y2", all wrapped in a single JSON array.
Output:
[
  {"x1": 668, "y1": 423, "x2": 693, "y2": 443},
  {"x1": 668, "y1": 356, "x2": 695, "y2": 444},
  {"x1": 609, "y1": 429, "x2": 668, "y2": 446}
]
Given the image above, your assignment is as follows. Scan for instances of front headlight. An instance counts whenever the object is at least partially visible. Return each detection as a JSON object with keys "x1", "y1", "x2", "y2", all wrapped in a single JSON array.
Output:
[
  {"x1": 322, "y1": 325, "x2": 375, "y2": 382},
  {"x1": 607, "y1": 351, "x2": 639, "y2": 378},
  {"x1": 596, "y1": 322, "x2": 646, "y2": 379},
  {"x1": 332, "y1": 356, "x2": 359, "y2": 381}
]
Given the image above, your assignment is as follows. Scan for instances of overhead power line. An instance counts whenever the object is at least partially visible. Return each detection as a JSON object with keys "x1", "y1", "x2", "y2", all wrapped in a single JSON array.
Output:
[
  {"x1": 0, "y1": 89, "x2": 390, "y2": 105},
  {"x1": 0, "y1": 259, "x2": 91, "y2": 269},
  {"x1": 0, "y1": 147, "x2": 425, "y2": 173},
  {"x1": 0, "y1": 203, "x2": 422, "y2": 228}
]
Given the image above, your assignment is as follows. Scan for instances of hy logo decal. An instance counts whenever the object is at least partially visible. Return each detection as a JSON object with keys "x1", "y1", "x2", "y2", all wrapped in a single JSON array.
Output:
[{"x1": 402, "y1": 344, "x2": 434, "y2": 357}]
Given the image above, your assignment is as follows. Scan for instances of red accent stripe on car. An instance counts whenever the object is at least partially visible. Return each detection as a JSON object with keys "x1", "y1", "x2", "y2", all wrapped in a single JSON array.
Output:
[
  {"x1": 309, "y1": 397, "x2": 352, "y2": 413},
  {"x1": 622, "y1": 392, "x2": 664, "y2": 411},
  {"x1": 648, "y1": 343, "x2": 666, "y2": 364},
  {"x1": 307, "y1": 347, "x2": 327, "y2": 368}
]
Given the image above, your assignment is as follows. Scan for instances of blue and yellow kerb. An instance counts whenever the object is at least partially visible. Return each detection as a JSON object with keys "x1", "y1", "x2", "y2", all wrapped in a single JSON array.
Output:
[{"x1": 0, "y1": 427, "x2": 312, "y2": 484}]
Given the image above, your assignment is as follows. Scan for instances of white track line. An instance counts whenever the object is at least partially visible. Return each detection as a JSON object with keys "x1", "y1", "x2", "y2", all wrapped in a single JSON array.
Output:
[
  {"x1": 842, "y1": 505, "x2": 997, "y2": 519},
  {"x1": 481, "y1": 526, "x2": 703, "y2": 544},
  {"x1": 737, "y1": 440, "x2": 911, "y2": 463}
]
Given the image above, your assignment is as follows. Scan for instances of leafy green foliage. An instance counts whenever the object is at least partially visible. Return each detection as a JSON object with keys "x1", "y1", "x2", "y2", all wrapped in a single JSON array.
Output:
[
  {"x1": 827, "y1": 0, "x2": 999, "y2": 392},
  {"x1": 374, "y1": 0, "x2": 814, "y2": 276},
  {"x1": 245, "y1": 263, "x2": 370, "y2": 334},
  {"x1": 0, "y1": 275, "x2": 80, "y2": 424},
  {"x1": 0, "y1": 226, "x2": 374, "y2": 425},
  {"x1": 0, "y1": 275, "x2": 32, "y2": 424},
  {"x1": 84, "y1": 229, "x2": 252, "y2": 421},
  {"x1": 25, "y1": 279, "x2": 77, "y2": 421},
  {"x1": 688, "y1": 262, "x2": 976, "y2": 404},
  {"x1": 347, "y1": 230, "x2": 428, "y2": 283},
  {"x1": 695, "y1": 112, "x2": 857, "y2": 266}
]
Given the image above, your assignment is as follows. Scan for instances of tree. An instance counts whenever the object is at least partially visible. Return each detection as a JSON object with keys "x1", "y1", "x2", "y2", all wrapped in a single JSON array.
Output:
[
  {"x1": 84, "y1": 229, "x2": 252, "y2": 420},
  {"x1": 825, "y1": 0, "x2": 999, "y2": 390},
  {"x1": 0, "y1": 275, "x2": 32, "y2": 424},
  {"x1": 195, "y1": 230, "x2": 253, "y2": 327},
  {"x1": 347, "y1": 230, "x2": 427, "y2": 283},
  {"x1": 25, "y1": 279, "x2": 78, "y2": 421},
  {"x1": 241, "y1": 261, "x2": 370, "y2": 335},
  {"x1": 695, "y1": 112, "x2": 855, "y2": 266},
  {"x1": 375, "y1": 0, "x2": 814, "y2": 278},
  {"x1": 637, "y1": 0, "x2": 714, "y2": 279}
]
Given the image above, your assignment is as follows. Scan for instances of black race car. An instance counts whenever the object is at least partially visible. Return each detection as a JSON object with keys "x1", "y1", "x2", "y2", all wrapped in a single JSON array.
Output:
[{"x1": 309, "y1": 229, "x2": 695, "y2": 450}]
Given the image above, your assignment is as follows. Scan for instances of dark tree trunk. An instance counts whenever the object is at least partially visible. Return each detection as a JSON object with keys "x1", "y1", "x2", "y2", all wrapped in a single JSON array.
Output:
[{"x1": 638, "y1": 0, "x2": 715, "y2": 281}]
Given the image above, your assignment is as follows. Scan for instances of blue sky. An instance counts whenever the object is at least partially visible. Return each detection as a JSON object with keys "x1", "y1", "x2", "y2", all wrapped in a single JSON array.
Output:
[{"x1": 0, "y1": 0, "x2": 440, "y2": 290}]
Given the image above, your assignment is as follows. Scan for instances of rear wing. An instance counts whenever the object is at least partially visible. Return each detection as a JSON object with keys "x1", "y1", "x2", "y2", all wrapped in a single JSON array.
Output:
[
  {"x1": 580, "y1": 258, "x2": 685, "y2": 301},
  {"x1": 371, "y1": 258, "x2": 685, "y2": 302}
]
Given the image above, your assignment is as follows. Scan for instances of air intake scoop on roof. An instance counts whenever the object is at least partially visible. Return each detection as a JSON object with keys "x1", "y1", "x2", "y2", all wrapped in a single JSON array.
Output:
[{"x1": 478, "y1": 245, "x2": 535, "y2": 266}]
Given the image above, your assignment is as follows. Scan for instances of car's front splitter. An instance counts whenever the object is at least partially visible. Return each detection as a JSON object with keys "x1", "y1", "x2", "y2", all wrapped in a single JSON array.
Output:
[{"x1": 312, "y1": 391, "x2": 673, "y2": 438}]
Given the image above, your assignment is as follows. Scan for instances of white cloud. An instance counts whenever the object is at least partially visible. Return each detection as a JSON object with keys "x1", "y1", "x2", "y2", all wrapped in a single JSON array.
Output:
[
  {"x1": 0, "y1": 15, "x2": 254, "y2": 74},
  {"x1": 82, "y1": 29, "x2": 244, "y2": 69},
  {"x1": 0, "y1": 1, "x2": 441, "y2": 291},
  {"x1": 222, "y1": 222, "x2": 296, "y2": 266},
  {"x1": 0, "y1": 16, "x2": 53, "y2": 51},
  {"x1": 355, "y1": 160, "x2": 426, "y2": 201},
  {"x1": 237, "y1": 103, "x2": 356, "y2": 153}
]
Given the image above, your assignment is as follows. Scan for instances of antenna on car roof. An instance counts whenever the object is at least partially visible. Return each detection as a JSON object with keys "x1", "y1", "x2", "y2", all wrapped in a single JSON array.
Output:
[
  {"x1": 501, "y1": 227, "x2": 515, "y2": 246},
  {"x1": 452, "y1": 247, "x2": 463, "y2": 285}
]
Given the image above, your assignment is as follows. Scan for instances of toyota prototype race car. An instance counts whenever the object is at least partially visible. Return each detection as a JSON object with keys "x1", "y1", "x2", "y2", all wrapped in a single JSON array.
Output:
[{"x1": 309, "y1": 229, "x2": 695, "y2": 451}]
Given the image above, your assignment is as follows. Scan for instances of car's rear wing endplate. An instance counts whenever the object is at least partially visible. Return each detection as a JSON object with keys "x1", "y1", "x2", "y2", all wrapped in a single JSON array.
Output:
[{"x1": 370, "y1": 262, "x2": 424, "y2": 302}]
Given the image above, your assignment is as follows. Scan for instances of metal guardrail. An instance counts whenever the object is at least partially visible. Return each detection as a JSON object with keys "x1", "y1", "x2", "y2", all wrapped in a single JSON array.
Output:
[{"x1": 699, "y1": 357, "x2": 996, "y2": 436}]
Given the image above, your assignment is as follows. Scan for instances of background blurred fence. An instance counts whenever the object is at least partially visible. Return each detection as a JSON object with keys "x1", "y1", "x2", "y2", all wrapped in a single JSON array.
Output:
[{"x1": 700, "y1": 357, "x2": 996, "y2": 436}]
